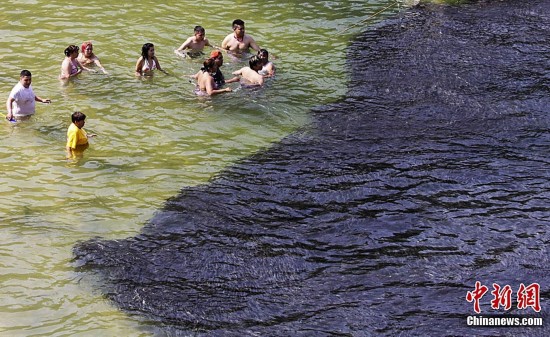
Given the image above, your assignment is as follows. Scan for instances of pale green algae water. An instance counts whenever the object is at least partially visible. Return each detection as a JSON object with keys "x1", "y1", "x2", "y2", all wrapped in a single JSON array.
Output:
[{"x1": 0, "y1": 1, "x2": 449, "y2": 335}]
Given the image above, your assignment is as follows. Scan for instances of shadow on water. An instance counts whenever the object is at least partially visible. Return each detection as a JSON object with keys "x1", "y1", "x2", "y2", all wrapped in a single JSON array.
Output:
[{"x1": 74, "y1": 1, "x2": 550, "y2": 336}]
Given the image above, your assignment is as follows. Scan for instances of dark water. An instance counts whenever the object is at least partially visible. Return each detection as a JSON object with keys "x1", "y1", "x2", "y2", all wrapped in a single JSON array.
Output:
[{"x1": 74, "y1": 1, "x2": 550, "y2": 336}]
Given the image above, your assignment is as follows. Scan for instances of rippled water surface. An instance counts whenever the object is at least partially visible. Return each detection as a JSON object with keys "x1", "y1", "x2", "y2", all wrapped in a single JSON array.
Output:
[
  {"x1": 73, "y1": 0, "x2": 549, "y2": 336},
  {"x1": 0, "y1": 0, "x2": 403, "y2": 336}
]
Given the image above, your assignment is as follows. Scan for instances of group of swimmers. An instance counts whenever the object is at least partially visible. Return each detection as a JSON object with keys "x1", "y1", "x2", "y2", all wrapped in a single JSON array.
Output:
[{"x1": 5, "y1": 19, "x2": 275, "y2": 159}]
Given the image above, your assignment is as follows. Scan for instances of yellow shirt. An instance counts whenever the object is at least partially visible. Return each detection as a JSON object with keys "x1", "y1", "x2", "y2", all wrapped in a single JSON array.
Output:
[{"x1": 66, "y1": 123, "x2": 88, "y2": 149}]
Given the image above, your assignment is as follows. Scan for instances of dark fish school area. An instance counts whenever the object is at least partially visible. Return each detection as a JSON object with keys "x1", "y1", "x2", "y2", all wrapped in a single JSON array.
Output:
[{"x1": 74, "y1": 1, "x2": 549, "y2": 336}]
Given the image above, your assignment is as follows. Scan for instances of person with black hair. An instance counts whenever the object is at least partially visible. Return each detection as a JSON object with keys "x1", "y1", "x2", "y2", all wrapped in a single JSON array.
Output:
[{"x1": 6, "y1": 70, "x2": 50, "y2": 121}]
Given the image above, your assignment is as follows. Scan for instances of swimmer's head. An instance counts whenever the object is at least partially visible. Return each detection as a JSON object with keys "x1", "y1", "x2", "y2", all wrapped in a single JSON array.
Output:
[
  {"x1": 81, "y1": 41, "x2": 93, "y2": 53},
  {"x1": 257, "y1": 49, "x2": 269, "y2": 64},
  {"x1": 203, "y1": 58, "x2": 217, "y2": 72},
  {"x1": 71, "y1": 111, "x2": 86, "y2": 123},
  {"x1": 249, "y1": 55, "x2": 263, "y2": 71},
  {"x1": 210, "y1": 50, "x2": 223, "y2": 66},
  {"x1": 194, "y1": 26, "x2": 205, "y2": 41},
  {"x1": 141, "y1": 43, "x2": 155, "y2": 58},
  {"x1": 64, "y1": 45, "x2": 79, "y2": 56}
]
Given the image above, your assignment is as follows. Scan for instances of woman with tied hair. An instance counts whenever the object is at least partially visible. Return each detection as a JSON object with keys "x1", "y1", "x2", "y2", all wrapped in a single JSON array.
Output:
[
  {"x1": 135, "y1": 43, "x2": 167, "y2": 76},
  {"x1": 195, "y1": 58, "x2": 232, "y2": 96},
  {"x1": 78, "y1": 41, "x2": 107, "y2": 74},
  {"x1": 60, "y1": 44, "x2": 94, "y2": 80}
]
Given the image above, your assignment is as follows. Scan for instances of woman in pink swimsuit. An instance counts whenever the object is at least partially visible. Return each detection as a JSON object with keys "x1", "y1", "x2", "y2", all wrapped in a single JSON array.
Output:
[{"x1": 60, "y1": 45, "x2": 93, "y2": 80}]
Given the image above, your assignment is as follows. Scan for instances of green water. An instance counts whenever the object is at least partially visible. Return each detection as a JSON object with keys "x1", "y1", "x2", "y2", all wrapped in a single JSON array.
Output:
[{"x1": 0, "y1": 1, "x2": 405, "y2": 335}]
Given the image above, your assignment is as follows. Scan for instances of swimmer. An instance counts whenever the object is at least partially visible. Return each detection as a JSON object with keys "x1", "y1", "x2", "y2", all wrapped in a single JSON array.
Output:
[
  {"x1": 195, "y1": 58, "x2": 232, "y2": 96},
  {"x1": 135, "y1": 43, "x2": 168, "y2": 76},
  {"x1": 60, "y1": 45, "x2": 95, "y2": 80},
  {"x1": 78, "y1": 41, "x2": 107, "y2": 74},
  {"x1": 221, "y1": 19, "x2": 260, "y2": 54},
  {"x1": 66, "y1": 111, "x2": 96, "y2": 159},
  {"x1": 6, "y1": 69, "x2": 51, "y2": 121},
  {"x1": 175, "y1": 26, "x2": 214, "y2": 58},
  {"x1": 257, "y1": 49, "x2": 275, "y2": 77},
  {"x1": 232, "y1": 55, "x2": 264, "y2": 86},
  {"x1": 192, "y1": 50, "x2": 239, "y2": 88}
]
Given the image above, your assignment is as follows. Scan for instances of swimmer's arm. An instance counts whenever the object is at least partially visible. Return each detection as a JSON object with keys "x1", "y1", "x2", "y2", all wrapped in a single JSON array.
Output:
[
  {"x1": 34, "y1": 95, "x2": 51, "y2": 104},
  {"x1": 204, "y1": 38, "x2": 214, "y2": 48},
  {"x1": 176, "y1": 37, "x2": 193, "y2": 51},
  {"x1": 206, "y1": 78, "x2": 231, "y2": 95},
  {"x1": 221, "y1": 34, "x2": 231, "y2": 50},
  {"x1": 135, "y1": 57, "x2": 144, "y2": 76},
  {"x1": 232, "y1": 68, "x2": 244, "y2": 76},
  {"x1": 154, "y1": 57, "x2": 169, "y2": 75},
  {"x1": 6, "y1": 97, "x2": 14, "y2": 120},
  {"x1": 77, "y1": 59, "x2": 95, "y2": 73},
  {"x1": 249, "y1": 37, "x2": 260, "y2": 52},
  {"x1": 66, "y1": 145, "x2": 73, "y2": 159},
  {"x1": 94, "y1": 58, "x2": 107, "y2": 74},
  {"x1": 225, "y1": 76, "x2": 240, "y2": 84}
]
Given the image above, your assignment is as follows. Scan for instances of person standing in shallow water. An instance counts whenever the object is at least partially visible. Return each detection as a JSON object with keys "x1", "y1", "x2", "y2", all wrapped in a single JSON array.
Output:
[
  {"x1": 6, "y1": 69, "x2": 51, "y2": 121},
  {"x1": 135, "y1": 43, "x2": 168, "y2": 76},
  {"x1": 221, "y1": 19, "x2": 261, "y2": 54},
  {"x1": 195, "y1": 58, "x2": 232, "y2": 96},
  {"x1": 60, "y1": 45, "x2": 94, "y2": 80},
  {"x1": 192, "y1": 50, "x2": 239, "y2": 88},
  {"x1": 232, "y1": 55, "x2": 264, "y2": 86},
  {"x1": 257, "y1": 49, "x2": 275, "y2": 77},
  {"x1": 66, "y1": 111, "x2": 96, "y2": 159},
  {"x1": 175, "y1": 26, "x2": 214, "y2": 58},
  {"x1": 78, "y1": 41, "x2": 107, "y2": 74}
]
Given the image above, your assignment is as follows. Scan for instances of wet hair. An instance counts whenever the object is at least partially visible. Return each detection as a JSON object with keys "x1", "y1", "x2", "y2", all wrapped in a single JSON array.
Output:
[
  {"x1": 194, "y1": 26, "x2": 205, "y2": 34},
  {"x1": 81, "y1": 41, "x2": 93, "y2": 53},
  {"x1": 257, "y1": 49, "x2": 269, "y2": 59},
  {"x1": 202, "y1": 58, "x2": 216, "y2": 72},
  {"x1": 249, "y1": 55, "x2": 262, "y2": 69},
  {"x1": 141, "y1": 43, "x2": 154, "y2": 58},
  {"x1": 71, "y1": 111, "x2": 86, "y2": 123},
  {"x1": 20, "y1": 69, "x2": 32, "y2": 77},
  {"x1": 64, "y1": 45, "x2": 79, "y2": 56},
  {"x1": 232, "y1": 19, "x2": 245, "y2": 29}
]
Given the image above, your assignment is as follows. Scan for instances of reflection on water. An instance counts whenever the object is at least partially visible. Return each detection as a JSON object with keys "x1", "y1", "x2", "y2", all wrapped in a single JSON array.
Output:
[{"x1": 75, "y1": 0, "x2": 550, "y2": 336}]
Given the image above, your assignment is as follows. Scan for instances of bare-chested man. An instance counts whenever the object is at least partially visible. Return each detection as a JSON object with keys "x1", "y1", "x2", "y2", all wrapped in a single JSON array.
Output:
[
  {"x1": 175, "y1": 26, "x2": 213, "y2": 58},
  {"x1": 221, "y1": 19, "x2": 260, "y2": 54}
]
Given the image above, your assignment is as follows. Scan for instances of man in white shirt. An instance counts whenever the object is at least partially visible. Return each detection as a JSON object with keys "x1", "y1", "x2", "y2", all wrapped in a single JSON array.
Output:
[{"x1": 6, "y1": 70, "x2": 51, "y2": 121}]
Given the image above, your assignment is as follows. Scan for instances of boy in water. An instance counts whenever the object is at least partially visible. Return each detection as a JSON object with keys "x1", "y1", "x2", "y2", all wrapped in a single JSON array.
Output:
[
  {"x1": 232, "y1": 55, "x2": 264, "y2": 86},
  {"x1": 175, "y1": 26, "x2": 214, "y2": 58},
  {"x1": 66, "y1": 111, "x2": 96, "y2": 159}
]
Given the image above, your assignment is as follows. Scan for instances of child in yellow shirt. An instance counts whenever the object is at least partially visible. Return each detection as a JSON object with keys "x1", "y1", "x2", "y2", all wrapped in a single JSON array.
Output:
[{"x1": 66, "y1": 111, "x2": 96, "y2": 159}]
